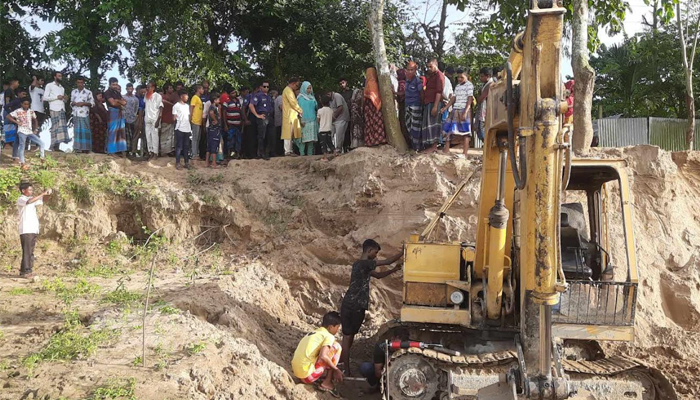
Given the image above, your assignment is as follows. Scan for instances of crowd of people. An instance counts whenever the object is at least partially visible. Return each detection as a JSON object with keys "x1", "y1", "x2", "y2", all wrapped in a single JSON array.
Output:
[{"x1": 1, "y1": 60, "x2": 500, "y2": 170}]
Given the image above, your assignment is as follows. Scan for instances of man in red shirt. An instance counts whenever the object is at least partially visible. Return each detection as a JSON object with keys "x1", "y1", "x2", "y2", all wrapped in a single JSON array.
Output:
[
  {"x1": 160, "y1": 83, "x2": 180, "y2": 156},
  {"x1": 421, "y1": 59, "x2": 444, "y2": 153}
]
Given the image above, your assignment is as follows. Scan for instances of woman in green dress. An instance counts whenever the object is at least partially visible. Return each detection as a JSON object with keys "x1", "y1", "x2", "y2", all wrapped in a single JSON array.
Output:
[{"x1": 296, "y1": 81, "x2": 319, "y2": 155}]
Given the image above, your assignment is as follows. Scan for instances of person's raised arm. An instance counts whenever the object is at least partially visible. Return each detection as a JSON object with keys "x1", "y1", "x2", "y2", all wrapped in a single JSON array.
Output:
[
  {"x1": 371, "y1": 263, "x2": 402, "y2": 279},
  {"x1": 26, "y1": 189, "x2": 52, "y2": 204},
  {"x1": 376, "y1": 250, "x2": 404, "y2": 266}
]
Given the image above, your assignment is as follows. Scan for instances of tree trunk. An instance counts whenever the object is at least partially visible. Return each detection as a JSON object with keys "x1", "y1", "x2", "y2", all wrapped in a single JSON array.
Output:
[
  {"x1": 571, "y1": 0, "x2": 595, "y2": 154},
  {"x1": 437, "y1": 0, "x2": 448, "y2": 63},
  {"x1": 677, "y1": 2, "x2": 699, "y2": 150},
  {"x1": 684, "y1": 71, "x2": 695, "y2": 149},
  {"x1": 369, "y1": 0, "x2": 408, "y2": 153},
  {"x1": 89, "y1": 60, "x2": 100, "y2": 92}
]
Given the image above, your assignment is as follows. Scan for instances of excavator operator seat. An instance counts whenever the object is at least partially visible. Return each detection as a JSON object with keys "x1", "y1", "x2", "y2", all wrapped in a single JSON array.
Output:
[{"x1": 560, "y1": 210, "x2": 593, "y2": 280}]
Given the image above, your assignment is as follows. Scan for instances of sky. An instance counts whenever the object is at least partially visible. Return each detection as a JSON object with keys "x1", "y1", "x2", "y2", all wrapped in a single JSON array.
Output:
[{"x1": 31, "y1": 0, "x2": 653, "y2": 87}]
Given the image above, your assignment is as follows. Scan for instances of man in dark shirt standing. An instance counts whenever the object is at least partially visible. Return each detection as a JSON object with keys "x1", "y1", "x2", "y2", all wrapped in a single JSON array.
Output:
[
  {"x1": 421, "y1": 58, "x2": 445, "y2": 153},
  {"x1": 249, "y1": 80, "x2": 274, "y2": 160},
  {"x1": 339, "y1": 239, "x2": 403, "y2": 374}
]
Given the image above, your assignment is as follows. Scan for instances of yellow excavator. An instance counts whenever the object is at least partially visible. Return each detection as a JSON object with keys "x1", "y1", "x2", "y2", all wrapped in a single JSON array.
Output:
[{"x1": 378, "y1": 1, "x2": 677, "y2": 399}]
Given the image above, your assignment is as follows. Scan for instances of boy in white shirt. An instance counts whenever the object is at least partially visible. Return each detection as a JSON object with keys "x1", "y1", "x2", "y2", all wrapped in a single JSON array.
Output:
[
  {"x1": 317, "y1": 96, "x2": 335, "y2": 161},
  {"x1": 172, "y1": 90, "x2": 194, "y2": 170},
  {"x1": 17, "y1": 182, "x2": 52, "y2": 278},
  {"x1": 441, "y1": 69, "x2": 474, "y2": 157}
]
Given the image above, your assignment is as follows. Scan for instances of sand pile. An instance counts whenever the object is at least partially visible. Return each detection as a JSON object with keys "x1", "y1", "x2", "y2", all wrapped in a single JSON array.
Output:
[{"x1": 0, "y1": 145, "x2": 699, "y2": 399}]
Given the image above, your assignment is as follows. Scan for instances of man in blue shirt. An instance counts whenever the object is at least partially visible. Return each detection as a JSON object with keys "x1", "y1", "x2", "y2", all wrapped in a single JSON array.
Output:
[
  {"x1": 249, "y1": 80, "x2": 274, "y2": 160},
  {"x1": 404, "y1": 61, "x2": 424, "y2": 150}
]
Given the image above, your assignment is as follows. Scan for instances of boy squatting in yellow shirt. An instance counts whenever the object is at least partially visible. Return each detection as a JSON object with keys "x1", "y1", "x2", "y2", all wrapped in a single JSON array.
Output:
[{"x1": 291, "y1": 312, "x2": 343, "y2": 397}]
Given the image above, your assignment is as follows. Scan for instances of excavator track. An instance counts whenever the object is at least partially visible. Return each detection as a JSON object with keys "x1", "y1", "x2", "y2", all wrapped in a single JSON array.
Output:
[{"x1": 382, "y1": 348, "x2": 677, "y2": 400}]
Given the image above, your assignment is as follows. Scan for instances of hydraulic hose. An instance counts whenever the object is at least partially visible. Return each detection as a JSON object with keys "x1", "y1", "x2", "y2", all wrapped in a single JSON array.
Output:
[{"x1": 506, "y1": 61, "x2": 527, "y2": 190}]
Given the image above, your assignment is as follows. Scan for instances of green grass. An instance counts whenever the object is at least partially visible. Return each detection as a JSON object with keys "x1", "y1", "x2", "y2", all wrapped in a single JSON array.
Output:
[
  {"x1": 107, "y1": 237, "x2": 132, "y2": 257},
  {"x1": 208, "y1": 173, "x2": 224, "y2": 183},
  {"x1": 187, "y1": 172, "x2": 205, "y2": 186},
  {"x1": 23, "y1": 312, "x2": 116, "y2": 373},
  {"x1": 70, "y1": 263, "x2": 127, "y2": 279},
  {"x1": 185, "y1": 341, "x2": 206, "y2": 356},
  {"x1": 131, "y1": 356, "x2": 142, "y2": 366},
  {"x1": 89, "y1": 378, "x2": 136, "y2": 400},
  {"x1": 158, "y1": 305, "x2": 180, "y2": 315},
  {"x1": 41, "y1": 278, "x2": 101, "y2": 305},
  {"x1": 101, "y1": 286, "x2": 143, "y2": 307},
  {"x1": 8, "y1": 287, "x2": 32, "y2": 295}
]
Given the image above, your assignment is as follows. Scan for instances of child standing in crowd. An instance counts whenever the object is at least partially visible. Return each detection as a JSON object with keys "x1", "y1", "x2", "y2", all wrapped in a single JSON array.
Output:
[
  {"x1": 173, "y1": 90, "x2": 193, "y2": 170},
  {"x1": 339, "y1": 239, "x2": 403, "y2": 374},
  {"x1": 317, "y1": 95, "x2": 334, "y2": 160},
  {"x1": 292, "y1": 312, "x2": 344, "y2": 397},
  {"x1": 206, "y1": 93, "x2": 222, "y2": 168},
  {"x1": 224, "y1": 88, "x2": 243, "y2": 159},
  {"x1": 441, "y1": 68, "x2": 474, "y2": 157},
  {"x1": 6, "y1": 97, "x2": 45, "y2": 169}
]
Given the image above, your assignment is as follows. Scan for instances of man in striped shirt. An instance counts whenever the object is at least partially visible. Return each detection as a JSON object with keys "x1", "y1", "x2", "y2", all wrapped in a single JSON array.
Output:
[{"x1": 223, "y1": 88, "x2": 244, "y2": 159}]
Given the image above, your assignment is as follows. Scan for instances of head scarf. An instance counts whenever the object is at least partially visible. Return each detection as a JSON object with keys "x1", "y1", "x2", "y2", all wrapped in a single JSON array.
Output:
[
  {"x1": 298, "y1": 81, "x2": 315, "y2": 101},
  {"x1": 363, "y1": 67, "x2": 382, "y2": 110}
]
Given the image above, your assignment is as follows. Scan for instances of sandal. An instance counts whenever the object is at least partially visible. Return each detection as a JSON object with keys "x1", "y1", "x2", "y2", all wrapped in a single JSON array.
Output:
[{"x1": 317, "y1": 385, "x2": 340, "y2": 398}]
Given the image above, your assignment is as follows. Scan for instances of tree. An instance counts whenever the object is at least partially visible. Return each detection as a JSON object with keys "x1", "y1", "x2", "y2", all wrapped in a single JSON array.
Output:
[
  {"x1": 676, "y1": 0, "x2": 700, "y2": 149},
  {"x1": 591, "y1": 31, "x2": 689, "y2": 119},
  {"x1": 370, "y1": 0, "x2": 408, "y2": 152},
  {"x1": 420, "y1": 0, "x2": 450, "y2": 63},
  {"x1": 571, "y1": 0, "x2": 595, "y2": 152},
  {"x1": 40, "y1": 0, "x2": 134, "y2": 90},
  {"x1": 0, "y1": 2, "x2": 45, "y2": 83}
]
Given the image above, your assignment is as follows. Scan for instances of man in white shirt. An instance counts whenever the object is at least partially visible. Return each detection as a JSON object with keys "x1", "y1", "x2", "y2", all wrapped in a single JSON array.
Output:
[
  {"x1": 172, "y1": 90, "x2": 193, "y2": 170},
  {"x1": 17, "y1": 182, "x2": 52, "y2": 278},
  {"x1": 43, "y1": 71, "x2": 69, "y2": 150},
  {"x1": 29, "y1": 76, "x2": 46, "y2": 127},
  {"x1": 144, "y1": 81, "x2": 164, "y2": 161}
]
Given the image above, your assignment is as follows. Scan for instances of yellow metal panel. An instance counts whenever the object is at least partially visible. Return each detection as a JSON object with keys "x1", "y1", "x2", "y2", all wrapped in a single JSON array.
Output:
[
  {"x1": 552, "y1": 324, "x2": 634, "y2": 342},
  {"x1": 401, "y1": 306, "x2": 471, "y2": 327},
  {"x1": 404, "y1": 243, "x2": 461, "y2": 284}
]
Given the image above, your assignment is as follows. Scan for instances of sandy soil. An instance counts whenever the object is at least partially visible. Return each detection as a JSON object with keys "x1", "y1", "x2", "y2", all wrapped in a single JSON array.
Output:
[{"x1": 0, "y1": 145, "x2": 698, "y2": 399}]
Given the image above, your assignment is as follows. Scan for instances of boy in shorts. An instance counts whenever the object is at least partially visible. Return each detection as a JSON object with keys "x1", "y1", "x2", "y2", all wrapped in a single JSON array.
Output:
[
  {"x1": 339, "y1": 239, "x2": 403, "y2": 374},
  {"x1": 292, "y1": 312, "x2": 344, "y2": 397},
  {"x1": 441, "y1": 68, "x2": 474, "y2": 157}
]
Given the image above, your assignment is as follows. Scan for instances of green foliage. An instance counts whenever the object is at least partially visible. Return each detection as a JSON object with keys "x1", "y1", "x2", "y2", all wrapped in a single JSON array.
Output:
[
  {"x1": 591, "y1": 29, "x2": 691, "y2": 118},
  {"x1": 107, "y1": 237, "x2": 132, "y2": 258},
  {"x1": 0, "y1": 167, "x2": 23, "y2": 209},
  {"x1": 102, "y1": 282, "x2": 143, "y2": 307},
  {"x1": 9, "y1": 287, "x2": 32, "y2": 295},
  {"x1": 41, "y1": 278, "x2": 101, "y2": 305},
  {"x1": 89, "y1": 377, "x2": 137, "y2": 400},
  {"x1": 23, "y1": 311, "x2": 116, "y2": 373},
  {"x1": 158, "y1": 305, "x2": 180, "y2": 316},
  {"x1": 185, "y1": 341, "x2": 206, "y2": 356},
  {"x1": 186, "y1": 172, "x2": 205, "y2": 186},
  {"x1": 71, "y1": 263, "x2": 127, "y2": 279},
  {"x1": 0, "y1": 2, "x2": 45, "y2": 84}
]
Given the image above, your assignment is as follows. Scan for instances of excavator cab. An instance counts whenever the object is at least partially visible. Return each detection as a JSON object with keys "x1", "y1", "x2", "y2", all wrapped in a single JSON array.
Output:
[{"x1": 553, "y1": 161, "x2": 638, "y2": 342}]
